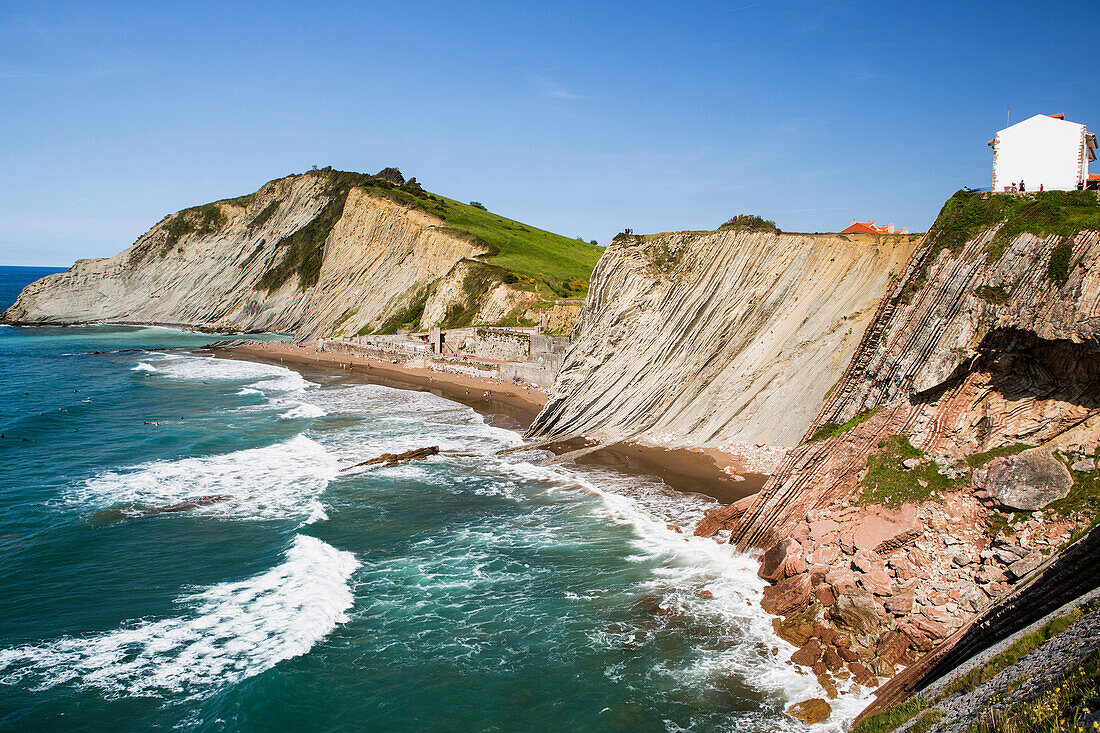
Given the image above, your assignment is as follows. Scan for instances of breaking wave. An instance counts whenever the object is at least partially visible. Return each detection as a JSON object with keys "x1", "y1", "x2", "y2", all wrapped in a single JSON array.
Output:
[{"x1": 0, "y1": 535, "x2": 358, "y2": 699}]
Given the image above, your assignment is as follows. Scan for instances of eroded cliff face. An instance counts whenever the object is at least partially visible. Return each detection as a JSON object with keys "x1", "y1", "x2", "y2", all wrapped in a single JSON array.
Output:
[
  {"x1": 526, "y1": 229, "x2": 918, "y2": 451},
  {"x1": 3, "y1": 170, "x2": 543, "y2": 338},
  {"x1": 725, "y1": 224, "x2": 1100, "y2": 549},
  {"x1": 693, "y1": 192, "x2": 1100, "y2": 701}
]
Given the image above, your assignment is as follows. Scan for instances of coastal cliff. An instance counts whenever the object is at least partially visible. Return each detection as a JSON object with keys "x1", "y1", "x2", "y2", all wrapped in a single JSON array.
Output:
[
  {"x1": 694, "y1": 190, "x2": 1100, "y2": 709},
  {"x1": 3, "y1": 168, "x2": 598, "y2": 338},
  {"x1": 526, "y1": 227, "x2": 918, "y2": 457}
]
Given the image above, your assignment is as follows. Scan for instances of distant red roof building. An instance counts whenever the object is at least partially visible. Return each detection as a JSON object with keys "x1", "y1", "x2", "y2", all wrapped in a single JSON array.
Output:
[{"x1": 841, "y1": 220, "x2": 906, "y2": 235}]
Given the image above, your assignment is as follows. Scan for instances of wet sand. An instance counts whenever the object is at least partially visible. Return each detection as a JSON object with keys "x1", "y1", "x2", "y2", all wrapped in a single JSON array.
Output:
[{"x1": 212, "y1": 341, "x2": 766, "y2": 503}]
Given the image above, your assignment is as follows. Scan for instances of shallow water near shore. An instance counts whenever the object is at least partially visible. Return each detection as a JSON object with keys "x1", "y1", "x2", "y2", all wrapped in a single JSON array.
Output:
[{"x1": 0, "y1": 280, "x2": 865, "y2": 731}]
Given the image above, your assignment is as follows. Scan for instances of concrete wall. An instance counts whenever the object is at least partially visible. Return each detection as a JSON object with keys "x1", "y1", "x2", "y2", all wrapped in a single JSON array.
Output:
[
  {"x1": 993, "y1": 114, "x2": 1087, "y2": 191},
  {"x1": 500, "y1": 334, "x2": 570, "y2": 387},
  {"x1": 458, "y1": 328, "x2": 532, "y2": 362}
]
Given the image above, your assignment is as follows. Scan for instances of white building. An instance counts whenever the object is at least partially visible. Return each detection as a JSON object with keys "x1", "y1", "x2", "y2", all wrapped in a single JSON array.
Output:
[{"x1": 989, "y1": 113, "x2": 1096, "y2": 191}]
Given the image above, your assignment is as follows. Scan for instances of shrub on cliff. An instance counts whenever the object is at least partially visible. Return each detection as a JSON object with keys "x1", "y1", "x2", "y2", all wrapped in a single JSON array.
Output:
[{"x1": 719, "y1": 214, "x2": 778, "y2": 233}]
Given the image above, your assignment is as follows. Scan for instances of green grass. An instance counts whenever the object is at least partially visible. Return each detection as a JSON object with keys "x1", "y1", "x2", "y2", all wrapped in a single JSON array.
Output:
[
  {"x1": 970, "y1": 651, "x2": 1100, "y2": 732},
  {"x1": 807, "y1": 407, "x2": 880, "y2": 442},
  {"x1": 926, "y1": 190, "x2": 1100, "y2": 260},
  {"x1": 1044, "y1": 455, "x2": 1100, "y2": 519},
  {"x1": 851, "y1": 697, "x2": 930, "y2": 733},
  {"x1": 718, "y1": 214, "x2": 778, "y2": 233},
  {"x1": 249, "y1": 200, "x2": 279, "y2": 230},
  {"x1": 966, "y1": 442, "x2": 1031, "y2": 468},
  {"x1": 368, "y1": 284, "x2": 432, "y2": 335},
  {"x1": 857, "y1": 435, "x2": 961, "y2": 507},
  {"x1": 428, "y1": 196, "x2": 602, "y2": 294},
  {"x1": 974, "y1": 284, "x2": 1012, "y2": 304},
  {"x1": 908, "y1": 710, "x2": 942, "y2": 733},
  {"x1": 256, "y1": 167, "x2": 602, "y2": 297},
  {"x1": 941, "y1": 607, "x2": 1085, "y2": 699},
  {"x1": 1048, "y1": 240, "x2": 1074, "y2": 285}
]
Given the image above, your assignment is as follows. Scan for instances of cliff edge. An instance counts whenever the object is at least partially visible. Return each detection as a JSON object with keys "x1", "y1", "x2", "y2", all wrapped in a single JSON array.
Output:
[
  {"x1": 3, "y1": 168, "x2": 601, "y2": 338},
  {"x1": 526, "y1": 227, "x2": 918, "y2": 454}
]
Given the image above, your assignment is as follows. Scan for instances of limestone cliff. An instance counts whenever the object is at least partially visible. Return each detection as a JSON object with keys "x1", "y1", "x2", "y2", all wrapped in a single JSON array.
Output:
[
  {"x1": 722, "y1": 193, "x2": 1100, "y2": 549},
  {"x1": 691, "y1": 190, "x2": 1100, "y2": 701},
  {"x1": 3, "y1": 168, "x2": 591, "y2": 338},
  {"x1": 526, "y1": 228, "x2": 918, "y2": 451}
]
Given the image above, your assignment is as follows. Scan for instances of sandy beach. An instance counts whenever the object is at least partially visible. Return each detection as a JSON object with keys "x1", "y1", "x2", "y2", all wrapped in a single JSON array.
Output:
[{"x1": 213, "y1": 340, "x2": 767, "y2": 504}]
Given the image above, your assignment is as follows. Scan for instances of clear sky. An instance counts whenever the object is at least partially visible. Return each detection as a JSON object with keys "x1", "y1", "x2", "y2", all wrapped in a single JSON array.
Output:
[{"x1": 2, "y1": 1, "x2": 1098, "y2": 266}]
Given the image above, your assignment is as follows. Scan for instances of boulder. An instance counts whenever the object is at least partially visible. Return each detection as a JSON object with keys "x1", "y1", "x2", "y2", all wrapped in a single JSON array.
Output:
[
  {"x1": 815, "y1": 584, "x2": 837, "y2": 607},
  {"x1": 787, "y1": 698, "x2": 831, "y2": 725},
  {"x1": 1007, "y1": 552, "x2": 1044, "y2": 579},
  {"x1": 852, "y1": 505, "x2": 919, "y2": 550},
  {"x1": 791, "y1": 639, "x2": 822, "y2": 667},
  {"x1": 1071, "y1": 458, "x2": 1095, "y2": 473},
  {"x1": 876, "y1": 629, "x2": 909, "y2": 665},
  {"x1": 852, "y1": 549, "x2": 885, "y2": 573},
  {"x1": 973, "y1": 448, "x2": 1073, "y2": 511},
  {"x1": 884, "y1": 593, "x2": 914, "y2": 615},
  {"x1": 759, "y1": 538, "x2": 800, "y2": 582},
  {"x1": 761, "y1": 573, "x2": 813, "y2": 615},
  {"x1": 860, "y1": 569, "x2": 893, "y2": 597},
  {"x1": 829, "y1": 588, "x2": 883, "y2": 636}
]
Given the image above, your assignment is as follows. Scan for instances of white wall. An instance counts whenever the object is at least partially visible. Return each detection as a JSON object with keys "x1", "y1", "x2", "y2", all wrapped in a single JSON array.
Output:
[{"x1": 992, "y1": 114, "x2": 1085, "y2": 191}]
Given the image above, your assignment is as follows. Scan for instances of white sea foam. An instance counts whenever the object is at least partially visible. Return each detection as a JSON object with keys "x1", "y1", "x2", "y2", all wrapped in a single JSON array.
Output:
[
  {"x1": 130, "y1": 362, "x2": 158, "y2": 373},
  {"x1": 236, "y1": 387, "x2": 263, "y2": 396},
  {"x1": 0, "y1": 535, "x2": 358, "y2": 698},
  {"x1": 135, "y1": 353, "x2": 313, "y2": 394},
  {"x1": 70, "y1": 435, "x2": 337, "y2": 524},
  {"x1": 279, "y1": 402, "x2": 327, "y2": 420},
  {"x1": 492, "y1": 456, "x2": 876, "y2": 731}
]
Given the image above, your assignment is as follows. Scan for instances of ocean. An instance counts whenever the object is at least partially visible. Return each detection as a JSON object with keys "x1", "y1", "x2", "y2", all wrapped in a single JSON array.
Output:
[{"x1": 0, "y1": 266, "x2": 862, "y2": 731}]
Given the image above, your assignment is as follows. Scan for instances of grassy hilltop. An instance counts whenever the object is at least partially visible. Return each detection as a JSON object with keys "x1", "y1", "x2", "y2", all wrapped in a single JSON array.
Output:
[{"x1": 245, "y1": 167, "x2": 603, "y2": 301}]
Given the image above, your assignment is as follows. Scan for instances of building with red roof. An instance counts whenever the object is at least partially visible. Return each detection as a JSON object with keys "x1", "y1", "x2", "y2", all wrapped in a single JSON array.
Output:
[{"x1": 841, "y1": 220, "x2": 907, "y2": 235}]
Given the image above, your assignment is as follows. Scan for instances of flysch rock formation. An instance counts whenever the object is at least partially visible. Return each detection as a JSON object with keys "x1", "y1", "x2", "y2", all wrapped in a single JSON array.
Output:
[
  {"x1": 526, "y1": 229, "x2": 918, "y2": 455},
  {"x1": 2, "y1": 169, "x2": 548, "y2": 339},
  {"x1": 724, "y1": 223, "x2": 1100, "y2": 549},
  {"x1": 694, "y1": 191, "x2": 1100, "y2": 707}
]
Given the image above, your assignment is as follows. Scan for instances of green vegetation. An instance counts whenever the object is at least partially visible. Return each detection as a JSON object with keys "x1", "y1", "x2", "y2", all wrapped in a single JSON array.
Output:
[
  {"x1": 719, "y1": 214, "x2": 778, "y2": 233},
  {"x1": 469, "y1": 201, "x2": 486, "y2": 210},
  {"x1": 971, "y1": 652, "x2": 1100, "y2": 732},
  {"x1": 907, "y1": 710, "x2": 942, "y2": 733},
  {"x1": 857, "y1": 435, "x2": 961, "y2": 507},
  {"x1": 851, "y1": 697, "x2": 930, "y2": 733},
  {"x1": 966, "y1": 442, "x2": 1031, "y2": 468},
  {"x1": 256, "y1": 167, "x2": 602, "y2": 296},
  {"x1": 257, "y1": 194, "x2": 344, "y2": 291},
  {"x1": 368, "y1": 285, "x2": 432, "y2": 335},
  {"x1": 647, "y1": 241, "x2": 684, "y2": 274},
  {"x1": 162, "y1": 204, "x2": 227, "y2": 250},
  {"x1": 942, "y1": 606, "x2": 1087, "y2": 699},
  {"x1": 1045, "y1": 454, "x2": 1100, "y2": 520},
  {"x1": 807, "y1": 407, "x2": 880, "y2": 443},
  {"x1": 249, "y1": 200, "x2": 280, "y2": 230},
  {"x1": 926, "y1": 190, "x2": 1100, "y2": 260},
  {"x1": 439, "y1": 263, "x2": 517, "y2": 328},
  {"x1": 974, "y1": 284, "x2": 1012, "y2": 304},
  {"x1": 1048, "y1": 240, "x2": 1074, "y2": 285}
]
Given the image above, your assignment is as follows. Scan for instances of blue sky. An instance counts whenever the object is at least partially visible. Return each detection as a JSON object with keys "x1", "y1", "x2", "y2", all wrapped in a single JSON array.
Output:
[{"x1": 2, "y1": 0, "x2": 1098, "y2": 266}]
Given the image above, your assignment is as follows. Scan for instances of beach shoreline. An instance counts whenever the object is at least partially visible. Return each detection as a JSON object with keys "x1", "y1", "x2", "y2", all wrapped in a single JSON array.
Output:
[{"x1": 213, "y1": 340, "x2": 767, "y2": 505}]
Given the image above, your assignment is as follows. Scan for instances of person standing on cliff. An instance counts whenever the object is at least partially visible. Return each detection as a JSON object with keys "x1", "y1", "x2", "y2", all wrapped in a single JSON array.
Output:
[{"x1": 1019, "y1": 179, "x2": 1026, "y2": 192}]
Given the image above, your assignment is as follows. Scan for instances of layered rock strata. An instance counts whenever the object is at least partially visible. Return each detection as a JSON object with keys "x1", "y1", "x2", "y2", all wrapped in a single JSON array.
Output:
[
  {"x1": 526, "y1": 230, "x2": 918, "y2": 452},
  {"x1": 696, "y1": 194, "x2": 1100, "y2": 695},
  {"x1": 3, "y1": 171, "x2": 554, "y2": 339}
]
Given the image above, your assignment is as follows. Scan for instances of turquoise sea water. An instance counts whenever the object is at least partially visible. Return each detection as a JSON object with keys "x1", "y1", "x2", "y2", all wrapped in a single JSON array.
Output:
[{"x1": 0, "y1": 266, "x2": 860, "y2": 732}]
